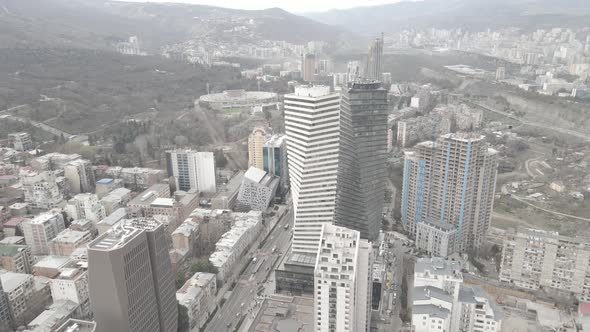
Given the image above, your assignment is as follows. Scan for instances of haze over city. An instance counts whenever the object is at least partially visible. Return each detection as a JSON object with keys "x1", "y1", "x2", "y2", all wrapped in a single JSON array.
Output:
[{"x1": 0, "y1": 0, "x2": 590, "y2": 331}]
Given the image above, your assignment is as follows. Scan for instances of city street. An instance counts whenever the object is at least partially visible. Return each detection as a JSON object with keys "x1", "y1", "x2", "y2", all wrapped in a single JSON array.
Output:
[{"x1": 204, "y1": 208, "x2": 294, "y2": 332}]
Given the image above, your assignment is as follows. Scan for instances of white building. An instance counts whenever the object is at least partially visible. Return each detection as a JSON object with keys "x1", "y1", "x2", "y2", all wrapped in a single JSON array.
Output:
[
  {"x1": 49, "y1": 229, "x2": 93, "y2": 256},
  {"x1": 99, "y1": 187, "x2": 132, "y2": 215},
  {"x1": 31, "y1": 153, "x2": 80, "y2": 172},
  {"x1": 20, "y1": 170, "x2": 65, "y2": 210},
  {"x1": 284, "y1": 85, "x2": 341, "y2": 255},
  {"x1": 166, "y1": 150, "x2": 216, "y2": 193},
  {"x1": 22, "y1": 210, "x2": 66, "y2": 255},
  {"x1": 314, "y1": 224, "x2": 372, "y2": 332},
  {"x1": 176, "y1": 272, "x2": 217, "y2": 331},
  {"x1": 65, "y1": 193, "x2": 106, "y2": 223},
  {"x1": 8, "y1": 132, "x2": 33, "y2": 152},
  {"x1": 64, "y1": 159, "x2": 95, "y2": 194},
  {"x1": 0, "y1": 271, "x2": 35, "y2": 325},
  {"x1": 415, "y1": 220, "x2": 458, "y2": 257},
  {"x1": 236, "y1": 167, "x2": 279, "y2": 211},
  {"x1": 209, "y1": 211, "x2": 262, "y2": 281},
  {"x1": 412, "y1": 286, "x2": 453, "y2": 332},
  {"x1": 50, "y1": 267, "x2": 90, "y2": 317}
]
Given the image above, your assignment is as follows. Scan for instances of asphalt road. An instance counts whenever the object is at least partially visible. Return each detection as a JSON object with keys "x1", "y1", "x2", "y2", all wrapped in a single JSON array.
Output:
[{"x1": 205, "y1": 209, "x2": 294, "y2": 332}]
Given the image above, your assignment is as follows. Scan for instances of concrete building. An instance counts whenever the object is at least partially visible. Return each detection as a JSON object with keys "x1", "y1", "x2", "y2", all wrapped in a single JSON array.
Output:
[
  {"x1": 0, "y1": 245, "x2": 34, "y2": 274},
  {"x1": 176, "y1": 272, "x2": 217, "y2": 331},
  {"x1": 0, "y1": 271, "x2": 35, "y2": 326},
  {"x1": 211, "y1": 171, "x2": 244, "y2": 210},
  {"x1": 264, "y1": 134, "x2": 289, "y2": 196},
  {"x1": 284, "y1": 85, "x2": 341, "y2": 255},
  {"x1": 64, "y1": 159, "x2": 95, "y2": 194},
  {"x1": 65, "y1": 194, "x2": 106, "y2": 223},
  {"x1": 96, "y1": 208, "x2": 127, "y2": 235},
  {"x1": 366, "y1": 36, "x2": 384, "y2": 81},
  {"x1": 335, "y1": 81, "x2": 388, "y2": 242},
  {"x1": 302, "y1": 53, "x2": 316, "y2": 82},
  {"x1": 95, "y1": 178, "x2": 123, "y2": 198},
  {"x1": 27, "y1": 299, "x2": 79, "y2": 331},
  {"x1": 50, "y1": 267, "x2": 90, "y2": 318},
  {"x1": 49, "y1": 229, "x2": 93, "y2": 256},
  {"x1": 186, "y1": 209, "x2": 234, "y2": 253},
  {"x1": 95, "y1": 166, "x2": 166, "y2": 191},
  {"x1": 401, "y1": 133, "x2": 498, "y2": 252},
  {"x1": 209, "y1": 211, "x2": 262, "y2": 281},
  {"x1": 412, "y1": 286, "x2": 453, "y2": 332},
  {"x1": 22, "y1": 210, "x2": 66, "y2": 255},
  {"x1": 414, "y1": 257, "x2": 463, "y2": 301},
  {"x1": 455, "y1": 286, "x2": 503, "y2": 332},
  {"x1": 415, "y1": 219, "x2": 458, "y2": 257},
  {"x1": 20, "y1": 170, "x2": 65, "y2": 210},
  {"x1": 31, "y1": 153, "x2": 81, "y2": 172},
  {"x1": 499, "y1": 227, "x2": 590, "y2": 301},
  {"x1": 248, "y1": 127, "x2": 268, "y2": 170},
  {"x1": 236, "y1": 167, "x2": 279, "y2": 211},
  {"x1": 313, "y1": 224, "x2": 372, "y2": 332},
  {"x1": 165, "y1": 150, "x2": 216, "y2": 193},
  {"x1": 33, "y1": 255, "x2": 71, "y2": 278},
  {"x1": 87, "y1": 218, "x2": 177, "y2": 332},
  {"x1": 8, "y1": 132, "x2": 33, "y2": 152},
  {"x1": 99, "y1": 187, "x2": 131, "y2": 215}
]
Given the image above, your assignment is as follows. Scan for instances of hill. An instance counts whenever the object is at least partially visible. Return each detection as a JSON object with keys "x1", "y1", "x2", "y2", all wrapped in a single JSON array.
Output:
[
  {"x1": 0, "y1": 0, "x2": 348, "y2": 51},
  {"x1": 305, "y1": 0, "x2": 590, "y2": 35}
]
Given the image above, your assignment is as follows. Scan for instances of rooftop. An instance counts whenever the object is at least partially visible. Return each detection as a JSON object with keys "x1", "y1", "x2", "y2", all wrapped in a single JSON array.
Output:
[
  {"x1": 98, "y1": 208, "x2": 127, "y2": 227},
  {"x1": 96, "y1": 178, "x2": 114, "y2": 185},
  {"x1": 0, "y1": 244, "x2": 27, "y2": 256},
  {"x1": 89, "y1": 218, "x2": 161, "y2": 251},
  {"x1": 55, "y1": 319, "x2": 97, "y2": 332},
  {"x1": 151, "y1": 197, "x2": 175, "y2": 207},
  {"x1": 413, "y1": 286, "x2": 453, "y2": 303},
  {"x1": 415, "y1": 257, "x2": 462, "y2": 279},
  {"x1": 0, "y1": 271, "x2": 33, "y2": 292},
  {"x1": 412, "y1": 304, "x2": 451, "y2": 318},
  {"x1": 28, "y1": 300, "x2": 79, "y2": 330},
  {"x1": 34, "y1": 256, "x2": 71, "y2": 270},
  {"x1": 244, "y1": 167, "x2": 268, "y2": 183},
  {"x1": 0, "y1": 236, "x2": 25, "y2": 245},
  {"x1": 28, "y1": 211, "x2": 61, "y2": 225},
  {"x1": 52, "y1": 229, "x2": 91, "y2": 244}
]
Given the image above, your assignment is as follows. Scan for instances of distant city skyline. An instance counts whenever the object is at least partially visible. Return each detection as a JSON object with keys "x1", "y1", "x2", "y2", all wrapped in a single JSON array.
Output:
[{"x1": 115, "y1": 0, "x2": 406, "y2": 13}]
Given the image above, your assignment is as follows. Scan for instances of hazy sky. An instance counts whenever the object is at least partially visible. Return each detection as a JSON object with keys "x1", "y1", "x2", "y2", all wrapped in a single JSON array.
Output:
[{"x1": 118, "y1": 0, "x2": 404, "y2": 13}]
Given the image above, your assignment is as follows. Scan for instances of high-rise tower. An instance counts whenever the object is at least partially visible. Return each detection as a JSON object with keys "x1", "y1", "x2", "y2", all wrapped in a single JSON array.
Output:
[
  {"x1": 165, "y1": 150, "x2": 216, "y2": 193},
  {"x1": 401, "y1": 133, "x2": 498, "y2": 252},
  {"x1": 284, "y1": 85, "x2": 341, "y2": 255},
  {"x1": 88, "y1": 218, "x2": 178, "y2": 332},
  {"x1": 302, "y1": 53, "x2": 316, "y2": 82},
  {"x1": 335, "y1": 81, "x2": 389, "y2": 241},
  {"x1": 366, "y1": 36, "x2": 384, "y2": 80}
]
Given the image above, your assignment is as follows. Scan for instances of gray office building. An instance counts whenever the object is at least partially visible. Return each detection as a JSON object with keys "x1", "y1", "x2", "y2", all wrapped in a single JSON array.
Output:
[
  {"x1": 88, "y1": 218, "x2": 177, "y2": 332},
  {"x1": 335, "y1": 81, "x2": 389, "y2": 241},
  {"x1": 366, "y1": 36, "x2": 384, "y2": 81}
]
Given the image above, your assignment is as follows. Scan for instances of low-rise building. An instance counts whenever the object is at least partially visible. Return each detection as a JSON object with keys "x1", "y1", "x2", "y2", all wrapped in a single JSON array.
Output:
[
  {"x1": 65, "y1": 193, "x2": 106, "y2": 223},
  {"x1": 211, "y1": 171, "x2": 244, "y2": 210},
  {"x1": 0, "y1": 245, "x2": 34, "y2": 274},
  {"x1": 8, "y1": 132, "x2": 33, "y2": 152},
  {"x1": 26, "y1": 300, "x2": 79, "y2": 331},
  {"x1": 55, "y1": 318, "x2": 97, "y2": 332},
  {"x1": 50, "y1": 267, "x2": 90, "y2": 318},
  {"x1": 99, "y1": 187, "x2": 131, "y2": 215},
  {"x1": 33, "y1": 256, "x2": 71, "y2": 279},
  {"x1": 176, "y1": 272, "x2": 217, "y2": 331},
  {"x1": 209, "y1": 211, "x2": 262, "y2": 281},
  {"x1": 0, "y1": 271, "x2": 35, "y2": 326},
  {"x1": 94, "y1": 166, "x2": 166, "y2": 191},
  {"x1": 185, "y1": 209, "x2": 234, "y2": 252},
  {"x1": 31, "y1": 153, "x2": 80, "y2": 172},
  {"x1": 49, "y1": 229, "x2": 93, "y2": 256},
  {"x1": 415, "y1": 220, "x2": 458, "y2": 257},
  {"x1": 95, "y1": 178, "x2": 123, "y2": 198}
]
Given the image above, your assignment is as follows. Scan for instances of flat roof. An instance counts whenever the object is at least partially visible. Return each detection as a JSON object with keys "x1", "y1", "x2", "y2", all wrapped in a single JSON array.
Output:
[
  {"x1": 96, "y1": 178, "x2": 114, "y2": 185},
  {"x1": 0, "y1": 271, "x2": 33, "y2": 292},
  {"x1": 151, "y1": 197, "x2": 175, "y2": 207},
  {"x1": 89, "y1": 218, "x2": 161, "y2": 251},
  {"x1": 52, "y1": 229, "x2": 91, "y2": 244},
  {"x1": 34, "y1": 256, "x2": 71, "y2": 270},
  {"x1": 0, "y1": 244, "x2": 27, "y2": 256},
  {"x1": 245, "y1": 167, "x2": 267, "y2": 183}
]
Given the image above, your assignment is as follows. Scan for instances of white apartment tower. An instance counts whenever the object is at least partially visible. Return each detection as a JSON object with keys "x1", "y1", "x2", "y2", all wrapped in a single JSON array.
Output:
[
  {"x1": 248, "y1": 127, "x2": 268, "y2": 170},
  {"x1": 20, "y1": 170, "x2": 65, "y2": 210},
  {"x1": 284, "y1": 85, "x2": 341, "y2": 255},
  {"x1": 314, "y1": 224, "x2": 372, "y2": 332},
  {"x1": 64, "y1": 159, "x2": 95, "y2": 194},
  {"x1": 165, "y1": 150, "x2": 216, "y2": 193}
]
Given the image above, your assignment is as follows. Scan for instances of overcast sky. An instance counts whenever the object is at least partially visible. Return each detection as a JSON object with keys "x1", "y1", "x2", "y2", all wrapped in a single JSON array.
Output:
[{"x1": 118, "y1": 0, "x2": 405, "y2": 13}]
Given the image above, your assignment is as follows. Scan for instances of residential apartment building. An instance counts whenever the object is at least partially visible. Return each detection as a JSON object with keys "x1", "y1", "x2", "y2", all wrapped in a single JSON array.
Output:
[
  {"x1": 0, "y1": 271, "x2": 35, "y2": 326},
  {"x1": 88, "y1": 218, "x2": 177, "y2": 332},
  {"x1": 335, "y1": 81, "x2": 388, "y2": 241},
  {"x1": 99, "y1": 187, "x2": 132, "y2": 215},
  {"x1": 236, "y1": 167, "x2": 279, "y2": 211},
  {"x1": 0, "y1": 245, "x2": 34, "y2": 274},
  {"x1": 20, "y1": 170, "x2": 65, "y2": 210},
  {"x1": 415, "y1": 219, "x2": 458, "y2": 257},
  {"x1": 95, "y1": 166, "x2": 166, "y2": 191},
  {"x1": 50, "y1": 267, "x2": 90, "y2": 318},
  {"x1": 401, "y1": 133, "x2": 498, "y2": 252},
  {"x1": 176, "y1": 272, "x2": 217, "y2": 331},
  {"x1": 165, "y1": 150, "x2": 216, "y2": 193},
  {"x1": 500, "y1": 227, "x2": 590, "y2": 301},
  {"x1": 302, "y1": 53, "x2": 316, "y2": 82},
  {"x1": 64, "y1": 159, "x2": 95, "y2": 194},
  {"x1": 49, "y1": 229, "x2": 93, "y2": 256},
  {"x1": 187, "y1": 209, "x2": 234, "y2": 252},
  {"x1": 284, "y1": 85, "x2": 341, "y2": 255},
  {"x1": 248, "y1": 127, "x2": 268, "y2": 170},
  {"x1": 31, "y1": 153, "x2": 80, "y2": 172},
  {"x1": 8, "y1": 132, "x2": 33, "y2": 152},
  {"x1": 314, "y1": 224, "x2": 372, "y2": 332},
  {"x1": 65, "y1": 193, "x2": 106, "y2": 223},
  {"x1": 22, "y1": 210, "x2": 66, "y2": 255}
]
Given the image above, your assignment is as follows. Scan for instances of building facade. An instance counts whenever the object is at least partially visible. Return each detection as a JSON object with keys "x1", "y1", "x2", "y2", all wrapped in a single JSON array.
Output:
[
  {"x1": 401, "y1": 133, "x2": 498, "y2": 252},
  {"x1": 335, "y1": 81, "x2": 388, "y2": 241},
  {"x1": 248, "y1": 127, "x2": 268, "y2": 170},
  {"x1": 165, "y1": 150, "x2": 216, "y2": 193},
  {"x1": 284, "y1": 85, "x2": 341, "y2": 255},
  {"x1": 22, "y1": 210, "x2": 66, "y2": 255},
  {"x1": 65, "y1": 193, "x2": 106, "y2": 223},
  {"x1": 64, "y1": 159, "x2": 95, "y2": 194},
  {"x1": 313, "y1": 224, "x2": 372, "y2": 332},
  {"x1": 263, "y1": 134, "x2": 289, "y2": 195},
  {"x1": 88, "y1": 218, "x2": 177, "y2": 332},
  {"x1": 236, "y1": 167, "x2": 279, "y2": 211},
  {"x1": 20, "y1": 170, "x2": 65, "y2": 210},
  {"x1": 365, "y1": 36, "x2": 384, "y2": 81},
  {"x1": 0, "y1": 245, "x2": 34, "y2": 274},
  {"x1": 8, "y1": 133, "x2": 33, "y2": 152},
  {"x1": 415, "y1": 219, "x2": 458, "y2": 258},
  {"x1": 176, "y1": 272, "x2": 217, "y2": 331}
]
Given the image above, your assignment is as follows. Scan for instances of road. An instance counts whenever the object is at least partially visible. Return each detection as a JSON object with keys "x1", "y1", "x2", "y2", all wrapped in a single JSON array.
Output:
[
  {"x1": 205, "y1": 209, "x2": 294, "y2": 332},
  {"x1": 466, "y1": 101, "x2": 590, "y2": 142}
]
